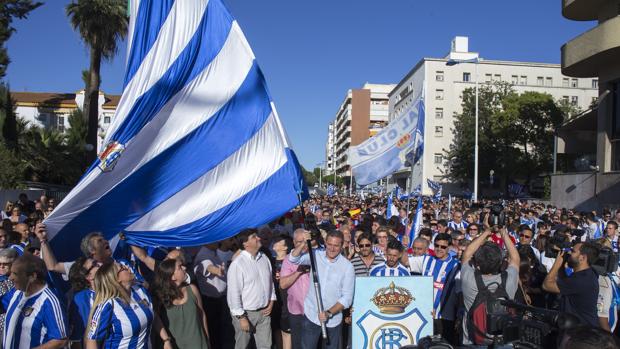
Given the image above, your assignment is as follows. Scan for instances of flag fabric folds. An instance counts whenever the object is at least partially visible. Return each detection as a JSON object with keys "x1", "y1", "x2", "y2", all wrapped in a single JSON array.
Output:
[
  {"x1": 427, "y1": 179, "x2": 442, "y2": 201},
  {"x1": 408, "y1": 197, "x2": 423, "y2": 248},
  {"x1": 348, "y1": 95, "x2": 425, "y2": 186},
  {"x1": 44, "y1": 0, "x2": 307, "y2": 261}
]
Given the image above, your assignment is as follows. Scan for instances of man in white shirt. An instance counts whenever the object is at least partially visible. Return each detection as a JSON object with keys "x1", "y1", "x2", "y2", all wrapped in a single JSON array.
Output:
[{"x1": 227, "y1": 229, "x2": 276, "y2": 349}]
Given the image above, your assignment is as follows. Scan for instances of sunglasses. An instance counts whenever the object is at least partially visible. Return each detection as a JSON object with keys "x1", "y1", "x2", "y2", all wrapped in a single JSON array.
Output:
[
  {"x1": 435, "y1": 244, "x2": 449, "y2": 250},
  {"x1": 116, "y1": 264, "x2": 129, "y2": 276},
  {"x1": 358, "y1": 243, "x2": 372, "y2": 248}
]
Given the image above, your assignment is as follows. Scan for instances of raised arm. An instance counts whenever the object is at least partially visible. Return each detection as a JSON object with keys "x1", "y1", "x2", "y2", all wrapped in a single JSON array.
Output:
[
  {"x1": 34, "y1": 223, "x2": 67, "y2": 274},
  {"x1": 502, "y1": 228, "x2": 520, "y2": 269},
  {"x1": 130, "y1": 245, "x2": 156, "y2": 271},
  {"x1": 462, "y1": 230, "x2": 492, "y2": 265}
]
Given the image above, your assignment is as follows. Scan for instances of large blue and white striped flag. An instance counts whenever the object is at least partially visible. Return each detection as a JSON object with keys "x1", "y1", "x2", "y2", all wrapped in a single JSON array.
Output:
[{"x1": 45, "y1": 0, "x2": 307, "y2": 260}]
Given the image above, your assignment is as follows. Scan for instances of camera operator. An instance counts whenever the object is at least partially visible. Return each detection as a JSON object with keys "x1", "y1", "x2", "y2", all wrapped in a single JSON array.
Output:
[
  {"x1": 542, "y1": 242, "x2": 600, "y2": 327},
  {"x1": 460, "y1": 228, "x2": 520, "y2": 346}
]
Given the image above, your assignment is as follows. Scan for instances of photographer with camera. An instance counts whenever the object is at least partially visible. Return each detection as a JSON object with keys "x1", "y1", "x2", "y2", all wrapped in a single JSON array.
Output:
[
  {"x1": 542, "y1": 242, "x2": 600, "y2": 328},
  {"x1": 460, "y1": 227, "x2": 520, "y2": 346}
]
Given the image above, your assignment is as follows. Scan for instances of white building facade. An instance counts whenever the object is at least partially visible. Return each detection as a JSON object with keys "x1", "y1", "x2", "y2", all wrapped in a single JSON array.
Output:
[
  {"x1": 389, "y1": 37, "x2": 599, "y2": 195},
  {"x1": 12, "y1": 90, "x2": 120, "y2": 151}
]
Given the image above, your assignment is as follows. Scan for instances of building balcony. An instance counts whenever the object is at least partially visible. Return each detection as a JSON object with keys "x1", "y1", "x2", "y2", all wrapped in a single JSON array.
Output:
[
  {"x1": 562, "y1": 0, "x2": 603, "y2": 21},
  {"x1": 562, "y1": 16, "x2": 620, "y2": 78},
  {"x1": 561, "y1": 15, "x2": 620, "y2": 77}
]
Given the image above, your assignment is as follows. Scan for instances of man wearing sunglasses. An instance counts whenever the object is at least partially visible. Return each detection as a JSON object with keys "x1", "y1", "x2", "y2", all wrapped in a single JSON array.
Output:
[
  {"x1": 517, "y1": 225, "x2": 540, "y2": 261},
  {"x1": 350, "y1": 233, "x2": 382, "y2": 276},
  {"x1": 405, "y1": 233, "x2": 460, "y2": 343}
]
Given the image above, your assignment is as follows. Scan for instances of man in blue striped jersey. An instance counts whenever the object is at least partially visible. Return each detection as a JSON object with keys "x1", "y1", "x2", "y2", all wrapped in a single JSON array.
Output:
[
  {"x1": 370, "y1": 239, "x2": 410, "y2": 277},
  {"x1": 404, "y1": 233, "x2": 460, "y2": 343},
  {"x1": 2, "y1": 253, "x2": 68, "y2": 349},
  {"x1": 447, "y1": 210, "x2": 468, "y2": 233}
]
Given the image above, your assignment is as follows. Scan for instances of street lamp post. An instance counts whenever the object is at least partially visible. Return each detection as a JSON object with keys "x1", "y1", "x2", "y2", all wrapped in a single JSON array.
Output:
[
  {"x1": 447, "y1": 55, "x2": 480, "y2": 202},
  {"x1": 316, "y1": 162, "x2": 324, "y2": 189}
]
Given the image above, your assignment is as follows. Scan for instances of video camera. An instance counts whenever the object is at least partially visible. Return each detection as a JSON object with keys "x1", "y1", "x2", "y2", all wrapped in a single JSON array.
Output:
[
  {"x1": 544, "y1": 236, "x2": 572, "y2": 259},
  {"x1": 490, "y1": 300, "x2": 580, "y2": 349},
  {"x1": 592, "y1": 247, "x2": 619, "y2": 276},
  {"x1": 485, "y1": 203, "x2": 506, "y2": 227}
]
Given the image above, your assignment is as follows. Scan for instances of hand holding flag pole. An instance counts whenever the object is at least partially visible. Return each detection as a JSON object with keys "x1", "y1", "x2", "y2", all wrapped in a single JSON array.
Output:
[{"x1": 297, "y1": 193, "x2": 329, "y2": 342}]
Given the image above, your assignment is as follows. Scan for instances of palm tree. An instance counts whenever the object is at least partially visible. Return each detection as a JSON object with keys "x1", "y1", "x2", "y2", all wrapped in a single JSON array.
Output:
[{"x1": 66, "y1": 0, "x2": 127, "y2": 163}]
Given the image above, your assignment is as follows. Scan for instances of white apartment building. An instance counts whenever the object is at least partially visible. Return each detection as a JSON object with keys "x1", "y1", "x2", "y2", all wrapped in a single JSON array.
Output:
[
  {"x1": 326, "y1": 82, "x2": 395, "y2": 178},
  {"x1": 326, "y1": 121, "x2": 335, "y2": 174},
  {"x1": 389, "y1": 37, "x2": 599, "y2": 195},
  {"x1": 11, "y1": 90, "x2": 120, "y2": 151}
]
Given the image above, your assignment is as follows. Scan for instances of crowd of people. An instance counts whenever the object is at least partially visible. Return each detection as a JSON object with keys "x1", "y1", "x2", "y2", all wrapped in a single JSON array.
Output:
[{"x1": 0, "y1": 192, "x2": 618, "y2": 348}]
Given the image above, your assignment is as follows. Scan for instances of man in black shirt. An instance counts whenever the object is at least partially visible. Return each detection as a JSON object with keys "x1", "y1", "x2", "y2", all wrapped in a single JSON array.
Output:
[{"x1": 543, "y1": 242, "x2": 600, "y2": 327}]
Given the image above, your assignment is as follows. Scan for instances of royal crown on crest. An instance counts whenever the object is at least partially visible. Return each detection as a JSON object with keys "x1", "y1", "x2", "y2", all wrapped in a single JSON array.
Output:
[{"x1": 371, "y1": 281, "x2": 414, "y2": 314}]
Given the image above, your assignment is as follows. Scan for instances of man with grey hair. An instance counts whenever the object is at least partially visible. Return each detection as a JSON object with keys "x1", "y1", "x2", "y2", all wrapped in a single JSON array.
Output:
[
  {"x1": 280, "y1": 228, "x2": 311, "y2": 348},
  {"x1": 33, "y1": 223, "x2": 141, "y2": 281},
  {"x1": 411, "y1": 237, "x2": 430, "y2": 257}
]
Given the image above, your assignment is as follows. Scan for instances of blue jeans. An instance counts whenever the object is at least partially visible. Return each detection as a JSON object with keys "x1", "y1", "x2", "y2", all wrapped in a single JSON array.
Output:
[
  {"x1": 301, "y1": 316, "x2": 341, "y2": 349},
  {"x1": 289, "y1": 314, "x2": 304, "y2": 349}
]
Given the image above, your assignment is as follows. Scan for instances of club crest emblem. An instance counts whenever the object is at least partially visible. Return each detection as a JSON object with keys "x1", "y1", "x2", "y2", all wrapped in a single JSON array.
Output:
[
  {"x1": 22, "y1": 306, "x2": 34, "y2": 317},
  {"x1": 356, "y1": 281, "x2": 428, "y2": 348},
  {"x1": 98, "y1": 141, "x2": 125, "y2": 172}
]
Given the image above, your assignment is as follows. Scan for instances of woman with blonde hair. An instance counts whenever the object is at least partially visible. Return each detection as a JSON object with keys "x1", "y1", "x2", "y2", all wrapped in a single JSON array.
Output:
[{"x1": 85, "y1": 261, "x2": 173, "y2": 349}]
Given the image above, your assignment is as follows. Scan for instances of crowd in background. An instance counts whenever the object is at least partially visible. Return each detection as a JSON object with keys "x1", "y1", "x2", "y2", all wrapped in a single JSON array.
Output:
[{"x1": 0, "y1": 192, "x2": 618, "y2": 348}]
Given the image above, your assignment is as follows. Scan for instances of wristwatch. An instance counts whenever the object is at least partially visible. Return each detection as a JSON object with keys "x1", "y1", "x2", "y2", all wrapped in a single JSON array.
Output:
[
  {"x1": 235, "y1": 312, "x2": 248, "y2": 320},
  {"x1": 325, "y1": 310, "x2": 333, "y2": 319}
]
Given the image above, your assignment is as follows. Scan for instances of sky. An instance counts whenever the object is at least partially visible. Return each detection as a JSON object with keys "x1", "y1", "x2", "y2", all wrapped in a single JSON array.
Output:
[{"x1": 5, "y1": 0, "x2": 596, "y2": 170}]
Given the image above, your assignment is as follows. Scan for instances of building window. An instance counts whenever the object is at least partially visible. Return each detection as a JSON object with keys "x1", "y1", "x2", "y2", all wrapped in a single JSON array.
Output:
[
  {"x1": 435, "y1": 108, "x2": 444, "y2": 119},
  {"x1": 435, "y1": 126, "x2": 443, "y2": 137},
  {"x1": 436, "y1": 71, "x2": 444, "y2": 81},
  {"x1": 494, "y1": 74, "x2": 501, "y2": 81},
  {"x1": 592, "y1": 79, "x2": 599, "y2": 89},
  {"x1": 571, "y1": 96, "x2": 578, "y2": 105},
  {"x1": 58, "y1": 125, "x2": 65, "y2": 133},
  {"x1": 435, "y1": 89, "x2": 444, "y2": 100},
  {"x1": 537, "y1": 76, "x2": 544, "y2": 86},
  {"x1": 58, "y1": 116, "x2": 64, "y2": 125},
  {"x1": 104, "y1": 116, "x2": 111, "y2": 124},
  {"x1": 546, "y1": 77, "x2": 553, "y2": 86},
  {"x1": 520, "y1": 76, "x2": 527, "y2": 85},
  {"x1": 562, "y1": 78, "x2": 569, "y2": 87},
  {"x1": 463, "y1": 72, "x2": 471, "y2": 82},
  {"x1": 485, "y1": 74, "x2": 492, "y2": 83},
  {"x1": 562, "y1": 96, "x2": 569, "y2": 103},
  {"x1": 571, "y1": 78, "x2": 578, "y2": 88},
  {"x1": 434, "y1": 153, "x2": 443, "y2": 164},
  {"x1": 511, "y1": 75, "x2": 518, "y2": 85}
]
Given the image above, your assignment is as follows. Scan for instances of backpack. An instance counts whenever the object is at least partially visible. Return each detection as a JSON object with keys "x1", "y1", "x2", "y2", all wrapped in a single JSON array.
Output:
[{"x1": 467, "y1": 270, "x2": 510, "y2": 345}]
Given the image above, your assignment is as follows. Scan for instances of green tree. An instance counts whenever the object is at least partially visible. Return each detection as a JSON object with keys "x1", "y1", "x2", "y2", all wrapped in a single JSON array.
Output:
[
  {"x1": 66, "y1": 0, "x2": 128, "y2": 163},
  {"x1": 446, "y1": 81, "x2": 517, "y2": 188},
  {"x1": 0, "y1": 0, "x2": 42, "y2": 79},
  {"x1": 447, "y1": 82, "x2": 569, "y2": 195},
  {"x1": 65, "y1": 108, "x2": 89, "y2": 176},
  {"x1": 0, "y1": 142, "x2": 24, "y2": 188},
  {"x1": 1, "y1": 84, "x2": 17, "y2": 150},
  {"x1": 301, "y1": 166, "x2": 317, "y2": 186}
]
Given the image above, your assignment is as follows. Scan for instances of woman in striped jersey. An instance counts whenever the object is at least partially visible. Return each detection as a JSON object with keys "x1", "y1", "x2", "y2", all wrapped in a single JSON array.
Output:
[{"x1": 85, "y1": 262, "x2": 173, "y2": 349}]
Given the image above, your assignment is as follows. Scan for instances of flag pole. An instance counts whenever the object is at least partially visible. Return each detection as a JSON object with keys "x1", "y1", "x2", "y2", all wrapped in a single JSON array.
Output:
[{"x1": 297, "y1": 193, "x2": 329, "y2": 343}]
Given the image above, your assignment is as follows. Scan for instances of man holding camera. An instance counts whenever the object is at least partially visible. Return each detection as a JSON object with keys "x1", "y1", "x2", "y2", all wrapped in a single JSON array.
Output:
[
  {"x1": 461, "y1": 228, "x2": 520, "y2": 345},
  {"x1": 543, "y1": 242, "x2": 600, "y2": 327}
]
